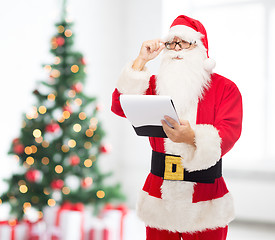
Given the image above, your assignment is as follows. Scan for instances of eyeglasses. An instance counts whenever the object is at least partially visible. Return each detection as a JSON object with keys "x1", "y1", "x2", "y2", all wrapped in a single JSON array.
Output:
[{"x1": 164, "y1": 40, "x2": 196, "y2": 50}]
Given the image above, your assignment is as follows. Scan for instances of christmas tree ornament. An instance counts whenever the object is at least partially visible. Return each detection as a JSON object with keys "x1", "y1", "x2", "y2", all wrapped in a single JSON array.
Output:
[
  {"x1": 25, "y1": 169, "x2": 41, "y2": 183},
  {"x1": 71, "y1": 64, "x2": 79, "y2": 73},
  {"x1": 96, "y1": 190, "x2": 105, "y2": 199},
  {"x1": 50, "y1": 69, "x2": 61, "y2": 78},
  {"x1": 50, "y1": 179, "x2": 64, "y2": 190},
  {"x1": 51, "y1": 37, "x2": 58, "y2": 49},
  {"x1": 69, "y1": 155, "x2": 80, "y2": 166},
  {"x1": 44, "y1": 65, "x2": 52, "y2": 72},
  {"x1": 65, "y1": 175, "x2": 80, "y2": 191},
  {"x1": 45, "y1": 122, "x2": 60, "y2": 133},
  {"x1": 52, "y1": 190, "x2": 62, "y2": 201},
  {"x1": 19, "y1": 185, "x2": 28, "y2": 193},
  {"x1": 84, "y1": 158, "x2": 93, "y2": 168},
  {"x1": 26, "y1": 156, "x2": 35, "y2": 165},
  {"x1": 96, "y1": 103, "x2": 103, "y2": 112},
  {"x1": 47, "y1": 198, "x2": 56, "y2": 207},
  {"x1": 71, "y1": 82, "x2": 82, "y2": 93},
  {"x1": 33, "y1": 129, "x2": 42, "y2": 138},
  {"x1": 38, "y1": 105, "x2": 47, "y2": 114},
  {"x1": 55, "y1": 165, "x2": 64, "y2": 174},
  {"x1": 12, "y1": 138, "x2": 20, "y2": 145},
  {"x1": 100, "y1": 144, "x2": 111, "y2": 154},
  {"x1": 47, "y1": 93, "x2": 56, "y2": 101},
  {"x1": 73, "y1": 123, "x2": 81, "y2": 132},
  {"x1": 64, "y1": 29, "x2": 73, "y2": 37},
  {"x1": 81, "y1": 177, "x2": 93, "y2": 188},
  {"x1": 57, "y1": 25, "x2": 65, "y2": 33},
  {"x1": 63, "y1": 105, "x2": 72, "y2": 114},
  {"x1": 56, "y1": 36, "x2": 65, "y2": 46},
  {"x1": 13, "y1": 143, "x2": 25, "y2": 155},
  {"x1": 80, "y1": 57, "x2": 86, "y2": 65}
]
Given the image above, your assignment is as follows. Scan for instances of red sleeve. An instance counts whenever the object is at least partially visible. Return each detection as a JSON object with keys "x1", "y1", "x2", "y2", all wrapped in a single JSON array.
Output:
[
  {"x1": 111, "y1": 75, "x2": 157, "y2": 118},
  {"x1": 214, "y1": 81, "x2": 243, "y2": 157},
  {"x1": 111, "y1": 88, "x2": 126, "y2": 118}
]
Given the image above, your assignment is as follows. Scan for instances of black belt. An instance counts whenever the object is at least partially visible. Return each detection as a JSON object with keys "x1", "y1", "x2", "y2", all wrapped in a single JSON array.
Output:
[{"x1": 151, "y1": 151, "x2": 222, "y2": 183}]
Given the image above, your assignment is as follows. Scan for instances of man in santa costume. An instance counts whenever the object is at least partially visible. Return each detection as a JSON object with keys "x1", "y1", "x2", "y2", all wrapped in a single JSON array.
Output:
[{"x1": 111, "y1": 15, "x2": 242, "y2": 240}]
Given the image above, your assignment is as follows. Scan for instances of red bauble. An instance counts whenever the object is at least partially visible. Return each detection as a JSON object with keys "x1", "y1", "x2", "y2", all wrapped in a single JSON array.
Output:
[
  {"x1": 25, "y1": 169, "x2": 41, "y2": 183},
  {"x1": 12, "y1": 138, "x2": 20, "y2": 144},
  {"x1": 81, "y1": 177, "x2": 93, "y2": 188},
  {"x1": 80, "y1": 58, "x2": 86, "y2": 65},
  {"x1": 63, "y1": 105, "x2": 72, "y2": 114},
  {"x1": 50, "y1": 179, "x2": 64, "y2": 190},
  {"x1": 96, "y1": 104, "x2": 103, "y2": 112},
  {"x1": 45, "y1": 122, "x2": 60, "y2": 133},
  {"x1": 56, "y1": 37, "x2": 65, "y2": 46},
  {"x1": 71, "y1": 82, "x2": 83, "y2": 93},
  {"x1": 13, "y1": 144, "x2": 25, "y2": 155},
  {"x1": 100, "y1": 144, "x2": 111, "y2": 154},
  {"x1": 69, "y1": 155, "x2": 80, "y2": 166}
]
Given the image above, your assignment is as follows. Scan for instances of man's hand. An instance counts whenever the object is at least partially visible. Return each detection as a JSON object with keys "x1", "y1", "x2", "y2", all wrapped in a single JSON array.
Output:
[
  {"x1": 161, "y1": 116, "x2": 196, "y2": 147},
  {"x1": 132, "y1": 39, "x2": 165, "y2": 71}
]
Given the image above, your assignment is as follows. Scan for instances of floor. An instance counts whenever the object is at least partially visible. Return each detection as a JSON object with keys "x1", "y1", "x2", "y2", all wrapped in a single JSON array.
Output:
[{"x1": 228, "y1": 221, "x2": 275, "y2": 240}]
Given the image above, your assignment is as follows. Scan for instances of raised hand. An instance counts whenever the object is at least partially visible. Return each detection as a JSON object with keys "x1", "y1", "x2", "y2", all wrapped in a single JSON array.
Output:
[{"x1": 132, "y1": 39, "x2": 165, "y2": 71}]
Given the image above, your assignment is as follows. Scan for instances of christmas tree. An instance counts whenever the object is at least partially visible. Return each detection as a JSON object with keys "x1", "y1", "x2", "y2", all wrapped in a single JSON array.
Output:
[{"x1": 0, "y1": 1, "x2": 124, "y2": 221}]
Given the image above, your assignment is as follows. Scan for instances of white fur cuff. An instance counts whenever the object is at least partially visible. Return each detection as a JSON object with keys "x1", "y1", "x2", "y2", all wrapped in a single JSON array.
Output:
[
  {"x1": 116, "y1": 61, "x2": 151, "y2": 95},
  {"x1": 181, "y1": 124, "x2": 221, "y2": 172}
]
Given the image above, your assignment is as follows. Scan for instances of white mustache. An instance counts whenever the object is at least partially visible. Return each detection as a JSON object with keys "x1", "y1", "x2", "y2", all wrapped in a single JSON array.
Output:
[{"x1": 162, "y1": 49, "x2": 189, "y2": 60}]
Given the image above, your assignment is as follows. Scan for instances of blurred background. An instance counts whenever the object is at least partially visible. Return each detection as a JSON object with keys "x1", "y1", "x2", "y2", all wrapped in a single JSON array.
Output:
[{"x1": 0, "y1": 0, "x2": 275, "y2": 239}]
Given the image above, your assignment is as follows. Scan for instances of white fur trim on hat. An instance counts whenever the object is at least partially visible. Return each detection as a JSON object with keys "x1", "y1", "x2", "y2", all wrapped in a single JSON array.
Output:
[
  {"x1": 116, "y1": 61, "x2": 151, "y2": 95},
  {"x1": 164, "y1": 25, "x2": 203, "y2": 43},
  {"x1": 204, "y1": 58, "x2": 216, "y2": 73},
  {"x1": 136, "y1": 190, "x2": 235, "y2": 233}
]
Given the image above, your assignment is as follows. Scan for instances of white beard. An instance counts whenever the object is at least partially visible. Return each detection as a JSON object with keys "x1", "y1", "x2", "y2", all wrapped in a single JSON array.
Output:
[{"x1": 156, "y1": 47, "x2": 211, "y2": 120}]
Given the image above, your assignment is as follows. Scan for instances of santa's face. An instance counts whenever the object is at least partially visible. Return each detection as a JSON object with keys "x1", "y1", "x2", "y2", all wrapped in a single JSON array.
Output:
[{"x1": 156, "y1": 35, "x2": 211, "y2": 115}]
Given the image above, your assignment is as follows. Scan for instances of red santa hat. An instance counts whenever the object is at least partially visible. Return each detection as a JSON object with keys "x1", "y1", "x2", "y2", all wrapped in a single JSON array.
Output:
[{"x1": 165, "y1": 15, "x2": 216, "y2": 72}]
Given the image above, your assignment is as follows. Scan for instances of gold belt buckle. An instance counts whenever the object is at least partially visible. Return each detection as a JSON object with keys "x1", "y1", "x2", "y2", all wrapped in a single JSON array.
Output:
[{"x1": 164, "y1": 155, "x2": 184, "y2": 181}]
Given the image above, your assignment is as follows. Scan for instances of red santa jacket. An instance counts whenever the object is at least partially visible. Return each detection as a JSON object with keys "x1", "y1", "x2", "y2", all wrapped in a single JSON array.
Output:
[{"x1": 111, "y1": 72, "x2": 242, "y2": 233}]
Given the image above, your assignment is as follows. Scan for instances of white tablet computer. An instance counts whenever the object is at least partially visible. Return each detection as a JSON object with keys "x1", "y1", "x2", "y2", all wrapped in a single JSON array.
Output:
[{"x1": 120, "y1": 95, "x2": 179, "y2": 138}]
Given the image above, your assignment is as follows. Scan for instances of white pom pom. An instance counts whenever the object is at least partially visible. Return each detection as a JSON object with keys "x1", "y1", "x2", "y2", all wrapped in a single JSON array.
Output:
[{"x1": 204, "y1": 58, "x2": 216, "y2": 72}]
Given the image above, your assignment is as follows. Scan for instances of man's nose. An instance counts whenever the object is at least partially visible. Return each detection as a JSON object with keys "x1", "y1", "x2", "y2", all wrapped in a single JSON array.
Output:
[{"x1": 174, "y1": 44, "x2": 181, "y2": 51}]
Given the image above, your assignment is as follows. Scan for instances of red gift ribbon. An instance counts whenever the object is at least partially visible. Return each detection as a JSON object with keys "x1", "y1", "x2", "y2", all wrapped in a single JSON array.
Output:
[
  {"x1": 0, "y1": 220, "x2": 19, "y2": 240},
  {"x1": 102, "y1": 204, "x2": 128, "y2": 240},
  {"x1": 89, "y1": 228, "x2": 110, "y2": 240},
  {"x1": 55, "y1": 201, "x2": 85, "y2": 240},
  {"x1": 24, "y1": 219, "x2": 44, "y2": 240}
]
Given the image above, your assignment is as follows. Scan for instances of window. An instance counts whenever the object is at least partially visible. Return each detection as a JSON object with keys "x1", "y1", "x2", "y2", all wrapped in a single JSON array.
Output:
[{"x1": 162, "y1": 0, "x2": 275, "y2": 169}]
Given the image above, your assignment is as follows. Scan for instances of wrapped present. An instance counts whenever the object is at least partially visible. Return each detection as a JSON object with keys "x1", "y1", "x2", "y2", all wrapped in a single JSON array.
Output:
[
  {"x1": 87, "y1": 204, "x2": 128, "y2": 240},
  {"x1": 102, "y1": 204, "x2": 128, "y2": 240},
  {"x1": 24, "y1": 219, "x2": 46, "y2": 240},
  {"x1": 44, "y1": 202, "x2": 84, "y2": 240},
  {"x1": 0, "y1": 219, "x2": 47, "y2": 240},
  {"x1": 43, "y1": 205, "x2": 60, "y2": 239},
  {"x1": 88, "y1": 219, "x2": 110, "y2": 240},
  {"x1": 0, "y1": 220, "x2": 27, "y2": 240}
]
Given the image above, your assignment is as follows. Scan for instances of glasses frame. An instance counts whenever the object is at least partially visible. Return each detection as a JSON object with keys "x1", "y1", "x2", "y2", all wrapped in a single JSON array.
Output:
[{"x1": 164, "y1": 40, "x2": 196, "y2": 50}]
